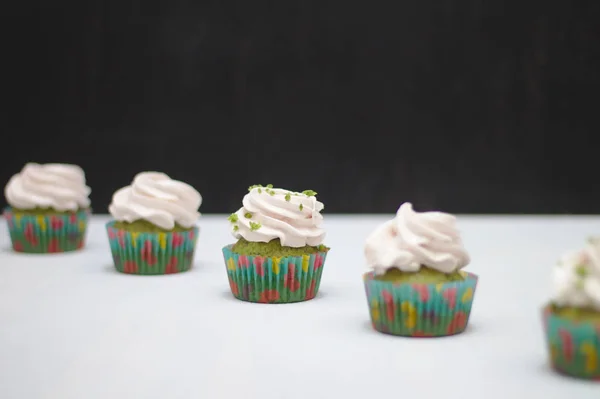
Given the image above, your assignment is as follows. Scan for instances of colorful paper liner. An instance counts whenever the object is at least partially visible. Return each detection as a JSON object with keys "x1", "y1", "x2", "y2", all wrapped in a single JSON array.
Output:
[
  {"x1": 3, "y1": 207, "x2": 89, "y2": 254},
  {"x1": 106, "y1": 222, "x2": 198, "y2": 275},
  {"x1": 363, "y1": 271, "x2": 478, "y2": 337},
  {"x1": 542, "y1": 305, "x2": 600, "y2": 380},
  {"x1": 222, "y1": 245, "x2": 329, "y2": 303}
]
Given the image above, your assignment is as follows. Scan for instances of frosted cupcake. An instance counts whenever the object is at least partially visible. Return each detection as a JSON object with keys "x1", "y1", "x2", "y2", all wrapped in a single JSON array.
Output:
[
  {"x1": 106, "y1": 172, "x2": 201, "y2": 275},
  {"x1": 3, "y1": 163, "x2": 91, "y2": 253},
  {"x1": 363, "y1": 202, "x2": 477, "y2": 337},
  {"x1": 222, "y1": 184, "x2": 330, "y2": 303},
  {"x1": 542, "y1": 238, "x2": 600, "y2": 379}
]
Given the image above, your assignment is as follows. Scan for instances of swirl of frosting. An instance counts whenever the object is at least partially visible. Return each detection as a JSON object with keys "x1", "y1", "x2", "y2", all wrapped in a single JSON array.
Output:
[
  {"x1": 4, "y1": 163, "x2": 91, "y2": 211},
  {"x1": 108, "y1": 172, "x2": 202, "y2": 230},
  {"x1": 230, "y1": 186, "x2": 326, "y2": 247},
  {"x1": 364, "y1": 202, "x2": 470, "y2": 274},
  {"x1": 552, "y1": 238, "x2": 600, "y2": 311}
]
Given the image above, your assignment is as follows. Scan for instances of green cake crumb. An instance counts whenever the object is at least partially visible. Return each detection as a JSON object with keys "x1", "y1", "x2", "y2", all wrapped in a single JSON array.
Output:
[
  {"x1": 374, "y1": 267, "x2": 466, "y2": 284},
  {"x1": 302, "y1": 190, "x2": 317, "y2": 197},
  {"x1": 285, "y1": 193, "x2": 291, "y2": 201},
  {"x1": 231, "y1": 238, "x2": 329, "y2": 256},
  {"x1": 11, "y1": 207, "x2": 87, "y2": 215},
  {"x1": 551, "y1": 304, "x2": 600, "y2": 323},
  {"x1": 113, "y1": 220, "x2": 190, "y2": 233},
  {"x1": 249, "y1": 221, "x2": 262, "y2": 231},
  {"x1": 299, "y1": 204, "x2": 304, "y2": 211},
  {"x1": 233, "y1": 225, "x2": 239, "y2": 232},
  {"x1": 244, "y1": 212, "x2": 252, "y2": 219},
  {"x1": 228, "y1": 213, "x2": 238, "y2": 223}
]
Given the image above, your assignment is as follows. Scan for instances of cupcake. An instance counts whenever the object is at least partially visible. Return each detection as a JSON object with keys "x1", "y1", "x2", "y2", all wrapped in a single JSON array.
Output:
[
  {"x1": 542, "y1": 238, "x2": 600, "y2": 379},
  {"x1": 222, "y1": 184, "x2": 330, "y2": 303},
  {"x1": 106, "y1": 172, "x2": 201, "y2": 275},
  {"x1": 3, "y1": 163, "x2": 91, "y2": 253},
  {"x1": 363, "y1": 202, "x2": 477, "y2": 337}
]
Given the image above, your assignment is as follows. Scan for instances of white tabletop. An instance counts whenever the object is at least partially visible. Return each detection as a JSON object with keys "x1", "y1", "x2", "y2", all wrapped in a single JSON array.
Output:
[{"x1": 0, "y1": 214, "x2": 599, "y2": 399}]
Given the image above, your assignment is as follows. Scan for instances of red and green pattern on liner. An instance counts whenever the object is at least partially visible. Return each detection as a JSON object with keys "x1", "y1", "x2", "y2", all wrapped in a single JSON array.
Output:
[
  {"x1": 364, "y1": 271, "x2": 478, "y2": 337},
  {"x1": 222, "y1": 245, "x2": 328, "y2": 303},
  {"x1": 106, "y1": 221, "x2": 199, "y2": 275},
  {"x1": 542, "y1": 305, "x2": 600, "y2": 380},
  {"x1": 3, "y1": 208, "x2": 89, "y2": 253}
]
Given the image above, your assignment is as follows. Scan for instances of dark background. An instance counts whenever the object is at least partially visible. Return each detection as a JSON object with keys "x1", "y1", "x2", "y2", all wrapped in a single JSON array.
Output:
[{"x1": 2, "y1": 1, "x2": 600, "y2": 214}]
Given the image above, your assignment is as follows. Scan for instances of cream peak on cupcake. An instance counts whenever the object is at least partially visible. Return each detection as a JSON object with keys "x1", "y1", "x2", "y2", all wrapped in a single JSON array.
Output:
[
  {"x1": 553, "y1": 238, "x2": 600, "y2": 311},
  {"x1": 228, "y1": 184, "x2": 326, "y2": 247},
  {"x1": 108, "y1": 171, "x2": 202, "y2": 230},
  {"x1": 4, "y1": 162, "x2": 91, "y2": 211},
  {"x1": 365, "y1": 202, "x2": 470, "y2": 275}
]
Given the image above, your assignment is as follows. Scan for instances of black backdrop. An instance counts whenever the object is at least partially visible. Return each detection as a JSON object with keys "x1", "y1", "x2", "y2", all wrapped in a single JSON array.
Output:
[{"x1": 2, "y1": 1, "x2": 600, "y2": 214}]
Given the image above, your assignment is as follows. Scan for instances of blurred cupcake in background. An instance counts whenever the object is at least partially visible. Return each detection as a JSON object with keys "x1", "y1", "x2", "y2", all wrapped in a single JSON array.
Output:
[
  {"x1": 222, "y1": 184, "x2": 330, "y2": 303},
  {"x1": 363, "y1": 202, "x2": 478, "y2": 337},
  {"x1": 106, "y1": 172, "x2": 201, "y2": 275},
  {"x1": 3, "y1": 163, "x2": 91, "y2": 253},
  {"x1": 542, "y1": 238, "x2": 600, "y2": 380}
]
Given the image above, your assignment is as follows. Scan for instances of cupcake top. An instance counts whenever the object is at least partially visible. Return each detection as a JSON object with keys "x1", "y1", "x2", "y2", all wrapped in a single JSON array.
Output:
[
  {"x1": 229, "y1": 184, "x2": 326, "y2": 247},
  {"x1": 108, "y1": 172, "x2": 202, "y2": 230},
  {"x1": 553, "y1": 238, "x2": 600, "y2": 311},
  {"x1": 4, "y1": 162, "x2": 91, "y2": 211},
  {"x1": 365, "y1": 202, "x2": 470, "y2": 275}
]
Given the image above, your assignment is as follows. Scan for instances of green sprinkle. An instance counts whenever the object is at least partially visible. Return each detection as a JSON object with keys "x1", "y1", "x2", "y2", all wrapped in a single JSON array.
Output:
[
  {"x1": 266, "y1": 184, "x2": 273, "y2": 188},
  {"x1": 576, "y1": 265, "x2": 588, "y2": 278},
  {"x1": 249, "y1": 221, "x2": 261, "y2": 231},
  {"x1": 299, "y1": 203, "x2": 304, "y2": 211},
  {"x1": 285, "y1": 193, "x2": 291, "y2": 201},
  {"x1": 227, "y1": 213, "x2": 238, "y2": 223},
  {"x1": 302, "y1": 190, "x2": 317, "y2": 197},
  {"x1": 233, "y1": 225, "x2": 239, "y2": 232},
  {"x1": 244, "y1": 212, "x2": 252, "y2": 219}
]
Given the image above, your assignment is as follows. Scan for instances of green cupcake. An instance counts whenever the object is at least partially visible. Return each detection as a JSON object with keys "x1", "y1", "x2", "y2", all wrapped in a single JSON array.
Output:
[
  {"x1": 363, "y1": 202, "x2": 477, "y2": 337},
  {"x1": 542, "y1": 238, "x2": 600, "y2": 379},
  {"x1": 222, "y1": 184, "x2": 330, "y2": 303},
  {"x1": 106, "y1": 171, "x2": 201, "y2": 275},
  {"x1": 3, "y1": 163, "x2": 91, "y2": 253}
]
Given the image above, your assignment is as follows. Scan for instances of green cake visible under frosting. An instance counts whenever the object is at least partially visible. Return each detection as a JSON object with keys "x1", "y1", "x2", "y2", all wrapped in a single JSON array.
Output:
[
  {"x1": 113, "y1": 220, "x2": 190, "y2": 233},
  {"x1": 374, "y1": 267, "x2": 466, "y2": 284},
  {"x1": 11, "y1": 207, "x2": 87, "y2": 215},
  {"x1": 550, "y1": 304, "x2": 600, "y2": 323},
  {"x1": 231, "y1": 238, "x2": 328, "y2": 257}
]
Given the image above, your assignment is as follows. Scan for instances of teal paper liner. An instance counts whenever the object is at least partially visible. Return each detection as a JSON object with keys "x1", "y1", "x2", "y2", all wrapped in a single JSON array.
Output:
[
  {"x1": 3, "y1": 207, "x2": 89, "y2": 253},
  {"x1": 542, "y1": 305, "x2": 600, "y2": 380},
  {"x1": 363, "y1": 271, "x2": 478, "y2": 337},
  {"x1": 222, "y1": 244, "x2": 329, "y2": 303},
  {"x1": 106, "y1": 221, "x2": 199, "y2": 275}
]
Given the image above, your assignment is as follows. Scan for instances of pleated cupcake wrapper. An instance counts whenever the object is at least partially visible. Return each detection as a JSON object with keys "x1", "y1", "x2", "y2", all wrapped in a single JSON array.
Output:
[
  {"x1": 3, "y1": 207, "x2": 89, "y2": 254},
  {"x1": 106, "y1": 222, "x2": 198, "y2": 275},
  {"x1": 363, "y1": 271, "x2": 478, "y2": 337},
  {"x1": 222, "y1": 245, "x2": 329, "y2": 303},
  {"x1": 542, "y1": 305, "x2": 600, "y2": 380}
]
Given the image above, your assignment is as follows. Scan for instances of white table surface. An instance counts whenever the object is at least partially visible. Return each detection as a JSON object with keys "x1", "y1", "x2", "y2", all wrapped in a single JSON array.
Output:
[{"x1": 0, "y1": 214, "x2": 599, "y2": 399}]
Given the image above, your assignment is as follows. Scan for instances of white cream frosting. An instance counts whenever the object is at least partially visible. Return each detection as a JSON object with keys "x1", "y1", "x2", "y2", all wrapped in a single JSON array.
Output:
[
  {"x1": 4, "y1": 163, "x2": 91, "y2": 211},
  {"x1": 230, "y1": 185, "x2": 326, "y2": 247},
  {"x1": 552, "y1": 238, "x2": 600, "y2": 311},
  {"x1": 364, "y1": 202, "x2": 470, "y2": 275},
  {"x1": 109, "y1": 172, "x2": 202, "y2": 230}
]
